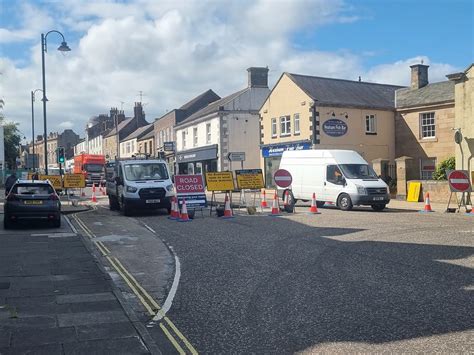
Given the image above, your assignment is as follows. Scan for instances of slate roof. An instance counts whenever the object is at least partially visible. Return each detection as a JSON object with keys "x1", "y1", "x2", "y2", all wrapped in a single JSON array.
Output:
[
  {"x1": 395, "y1": 81, "x2": 454, "y2": 108},
  {"x1": 137, "y1": 127, "x2": 155, "y2": 141},
  {"x1": 287, "y1": 73, "x2": 404, "y2": 110},
  {"x1": 179, "y1": 89, "x2": 221, "y2": 113},
  {"x1": 177, "y1": 88, "x2": 248, "y2": 126},
  {"x1": 122, "y1": 123, "x2": 154, "y2": 141},
  {"x1": 104, "y1": 118, "x2": 133, "y2": 138}
]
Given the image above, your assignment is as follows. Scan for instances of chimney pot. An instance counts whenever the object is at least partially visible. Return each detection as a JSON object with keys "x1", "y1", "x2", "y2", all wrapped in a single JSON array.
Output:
[{"x1": 410, "y1": 64, "x2": 429, "y2": 89}]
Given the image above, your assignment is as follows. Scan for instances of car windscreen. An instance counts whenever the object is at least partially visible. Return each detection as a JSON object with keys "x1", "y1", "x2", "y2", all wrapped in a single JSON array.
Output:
[
  {"x1": 339, "y1": 164, "x2": 378, "y2": 179},
  {"x1": 84, "y1": 164, "x2": 104, "y2": 172},
  {"x1": 12, "y1": 184, "x2": 54, "y2": 195},
  {"x1": 124, "y1": 163, "x2": 169, "y2": 181}
]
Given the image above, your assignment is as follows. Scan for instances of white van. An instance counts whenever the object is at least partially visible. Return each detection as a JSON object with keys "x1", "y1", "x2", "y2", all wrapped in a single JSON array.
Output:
[
  {"x1": 106, "y1": 159, "x2": 175, "y2": 216},
  {"x1": 279, "y1": 150, "x2": 390, "y2": 211}
]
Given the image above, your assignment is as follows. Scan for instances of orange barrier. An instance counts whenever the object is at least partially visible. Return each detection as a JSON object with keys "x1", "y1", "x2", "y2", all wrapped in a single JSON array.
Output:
[
  {"x1": 419, "y1": 192, "x2": 433, "y2": 213},
  {"x1": 309, "y1": 193, "x2": 321, "y2": 214}
]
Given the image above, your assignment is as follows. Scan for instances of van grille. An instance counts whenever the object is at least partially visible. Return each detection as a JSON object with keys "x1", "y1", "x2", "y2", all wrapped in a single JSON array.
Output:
[
  {"x1": 139, "y1": 188, "x2": 166, "y2": 199},
  {"x1": 367, "y1": 187, "x2": 387, "y2": 195}
]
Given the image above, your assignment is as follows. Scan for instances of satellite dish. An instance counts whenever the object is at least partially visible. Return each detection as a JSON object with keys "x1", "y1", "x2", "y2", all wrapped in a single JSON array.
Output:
[{"x1": 454, "y1": 130, "x2": 463, "y2": 144}]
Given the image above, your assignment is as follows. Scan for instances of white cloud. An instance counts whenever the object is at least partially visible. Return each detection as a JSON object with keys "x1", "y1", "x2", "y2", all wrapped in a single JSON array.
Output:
[{"x1": 0, "y1": 0, "x2": 462, "y2": 144}]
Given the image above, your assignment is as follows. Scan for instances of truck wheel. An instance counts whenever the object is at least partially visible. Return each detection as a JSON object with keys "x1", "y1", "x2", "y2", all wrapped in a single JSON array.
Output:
[
  {"x1": 337, "y1": 193, "x2": 353, "y2": 211},
  {"x1": 109, "y1": 195, "x2": 120, "y2": 211},
  {"x1": 371, "y1": 204, "x2": 386, "y2": 211}
]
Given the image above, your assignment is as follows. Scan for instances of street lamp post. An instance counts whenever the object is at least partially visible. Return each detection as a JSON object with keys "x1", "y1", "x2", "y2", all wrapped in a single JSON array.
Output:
[
  {"x1": 41, "y1": 30, "x2": 71, "y2": 175},
  {"x1": 31, "y1": 89, "x2": 43, "y2": 171}
]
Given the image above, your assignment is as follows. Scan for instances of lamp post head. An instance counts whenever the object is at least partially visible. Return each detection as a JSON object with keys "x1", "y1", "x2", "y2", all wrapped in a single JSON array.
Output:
[{"x1": 57, "y1": 41, "x2": 71, "y2": 52}]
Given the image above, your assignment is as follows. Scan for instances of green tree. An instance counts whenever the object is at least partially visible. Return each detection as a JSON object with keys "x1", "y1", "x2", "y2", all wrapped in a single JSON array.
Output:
[
  {"x1": 432, "y1": 157, "x2": 456, "y2": 180},
  {"x1": 0, "y1": 99, "x2": 22, "y2": 169}
]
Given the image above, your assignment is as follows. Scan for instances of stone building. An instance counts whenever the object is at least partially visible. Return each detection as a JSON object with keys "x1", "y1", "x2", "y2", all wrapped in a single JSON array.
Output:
[
  {"x1": 259, "y1": 72, "x2": 402, "y2": 187},
  {"x1": 119, "y1": 124, "x2": 154, "y2": 158}
]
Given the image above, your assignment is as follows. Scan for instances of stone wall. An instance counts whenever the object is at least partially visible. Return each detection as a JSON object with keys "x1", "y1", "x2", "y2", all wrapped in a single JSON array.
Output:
[{"x1": 406, "y1": 180, "x2": 451, "y2": 203}]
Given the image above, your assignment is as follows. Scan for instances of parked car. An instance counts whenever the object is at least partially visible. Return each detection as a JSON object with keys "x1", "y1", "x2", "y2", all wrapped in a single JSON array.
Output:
[
  {"x1": 4, "y1": 179, "x2": 61, "y2": 229},
  {"x1": 279, "y1": 149, "x2": 390, "y2": 211}
]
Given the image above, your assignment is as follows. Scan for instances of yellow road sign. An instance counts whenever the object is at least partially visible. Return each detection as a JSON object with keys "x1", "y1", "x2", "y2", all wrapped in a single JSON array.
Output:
[
  {"x1": 235, "y1": 169, "x2": 264, "y2": 190},
  {"x1": 38, "y1": 175, "x2": 63, "y2": 190},
  {"x1": 63, "y1": 174, "x2": 86, "y2": 188},
  {"x1": 205, "y1": 172, "x2": 235, "y2": 191},
  {"x1": 407, "y1": 182, "x2": 421, "y2": 202}
]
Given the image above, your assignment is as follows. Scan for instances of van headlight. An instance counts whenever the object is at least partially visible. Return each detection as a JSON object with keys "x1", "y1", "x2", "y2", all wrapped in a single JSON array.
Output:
[
  {"x1": 166, "y1": 184, "x2": 174, "y2": 192},
  {"x1": 126, "y1": 185, "x2": 138, "y2": 193},
  {"x1": 356, "y1": 185, "x2": 367, "y2": 195}
]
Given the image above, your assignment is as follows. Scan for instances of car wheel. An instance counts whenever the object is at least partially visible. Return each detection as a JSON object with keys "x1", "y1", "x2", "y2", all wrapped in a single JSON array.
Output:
[
  {"x1": 337, "y1": 193, "x2": 353, "y2": 211},
  {"x1": 316, "y1": 201, "x2": 325, "y2": 208},
  {"x1": 4, "y1": 216, "x2": 12, "y2": 229},
  {"x1": 109, "y1": 195, "x2": 120, "y2": 211},
  {"x1": 371, "y1": 204, "x2": 386, "y2": 212},
  {"x1": 53, "y1": 218, "x2": 61, "y2": 228}
]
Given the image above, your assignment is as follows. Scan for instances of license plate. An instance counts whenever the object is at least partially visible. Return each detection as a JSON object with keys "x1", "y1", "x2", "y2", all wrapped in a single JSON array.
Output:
[
  {"x1": 146, "y1": 199, "x2": 160, "y2": 203},
  {"x1": 24, "y1": 200, "x2": 43, "y2": 205},
  {"x1": 373, "y1": 197, "x2": 384, "y2": 201}
]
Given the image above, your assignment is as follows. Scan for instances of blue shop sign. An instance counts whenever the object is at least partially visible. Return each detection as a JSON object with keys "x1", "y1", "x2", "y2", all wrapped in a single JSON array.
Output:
[
  {"x1": 262, "y1": 142, "x2": 311, "y2": 158},
  {"x1": 322, "y1": 119, "x2": 348, "y2": 137}
]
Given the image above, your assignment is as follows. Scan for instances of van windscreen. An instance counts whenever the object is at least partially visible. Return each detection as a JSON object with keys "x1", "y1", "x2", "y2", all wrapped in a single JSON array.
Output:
[
  {"x1": 339, "y1": 164, "x2": 378, "y2": 179},
  {"x1": 124, "y1": 163, "x2": 169, "y2": 181}
]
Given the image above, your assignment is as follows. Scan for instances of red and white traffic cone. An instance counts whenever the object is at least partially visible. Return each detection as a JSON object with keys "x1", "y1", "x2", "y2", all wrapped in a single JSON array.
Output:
[
  {"x1": 260, "y1": 190, "x2": 268, "y2": 208},
  {"x1": 178, "y1": 199, "x2": 191, "y2": 222},
  {"x1": 223, "y1": 193, "x2": 234, "y2": 219},
  {"x1": 269, "y1": 192, "x2": 281, "y2": 216},
  {"x1": 168, "y1": 196, "x2": 178, "y2": 220},
  {"x1": 308, "y1": 192, "x2": 321, "y2": 214},
  {"x1": 419, "y1": 192, "x2": 433, "y2": 213},
  {"x1": 91, "y1": 183, "x2": 97, "y2": 203}
]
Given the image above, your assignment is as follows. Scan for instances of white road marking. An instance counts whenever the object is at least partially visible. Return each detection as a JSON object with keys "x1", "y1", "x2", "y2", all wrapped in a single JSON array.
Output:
[
  {"x1": 153, "y1": 247, "x2": 181, "y2": 321},
  {"x1": 143, "y1": 223, "x2": 156, "y2": 234},
  {"x1": 64, "y1": 215, "x2": 78, "y2": 234}
]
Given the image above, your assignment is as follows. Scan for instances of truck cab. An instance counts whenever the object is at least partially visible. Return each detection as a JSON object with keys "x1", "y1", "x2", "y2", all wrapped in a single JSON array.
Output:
[{"x1": 106, "y1": 158, "x2": 175, "y2": 215}]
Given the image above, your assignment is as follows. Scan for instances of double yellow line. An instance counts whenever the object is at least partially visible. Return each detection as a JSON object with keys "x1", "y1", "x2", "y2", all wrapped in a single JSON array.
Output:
[{"x1": 72, "y1": 213, "x2": 197, "y2": 354}]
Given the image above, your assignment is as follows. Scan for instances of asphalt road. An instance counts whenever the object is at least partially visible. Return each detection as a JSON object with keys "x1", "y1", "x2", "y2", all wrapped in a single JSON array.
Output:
[{"x1": 134, "y1": 206, "x2": 474, "y2": 354}]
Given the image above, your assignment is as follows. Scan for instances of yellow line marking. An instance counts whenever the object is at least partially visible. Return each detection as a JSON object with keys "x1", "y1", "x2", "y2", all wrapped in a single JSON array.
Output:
[
  {"x1": 95, "y1": 241, "x2": 108, "y2": 256},
  {"x1": 113, "y1": 258, "x2": 161, "y2": 310},
  {"x1": 101, "y1": 242, "x2": 111, "y2": 254},
  {"x1": 74, "y1": 216, "x2": 94, "y2": 239},
  {"x1": 159, "y1": 323, "x2": 186, "y2": 355},
  {"x1": 106, "y1": 256, "x2": 155, "y2": 316},
  {"x1": 164, "y1": 316, "x2": 199, "y2": 355}
]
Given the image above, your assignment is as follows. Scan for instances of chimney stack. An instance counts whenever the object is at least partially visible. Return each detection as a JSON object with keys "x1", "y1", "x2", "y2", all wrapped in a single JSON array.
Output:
[
  {"x1": 247, "y1": 67, "x2": 269, "y2": 88},
  {"x1": 410, "y1": 64, "x2": 429, "y2": 89}
]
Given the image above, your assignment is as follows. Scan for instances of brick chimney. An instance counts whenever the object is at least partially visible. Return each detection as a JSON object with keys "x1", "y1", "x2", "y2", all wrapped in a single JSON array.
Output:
[
  {"x1": 247, "y1": 67, "x2": 269, "y2": 88},
  {"x1": 410, "y1": 64, "x2": 429, "y2": 89}
]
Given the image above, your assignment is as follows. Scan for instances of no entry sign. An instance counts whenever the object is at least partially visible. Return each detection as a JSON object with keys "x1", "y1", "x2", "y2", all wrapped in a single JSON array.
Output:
[
  {"x1": 448, "y1": 170, "x2": 472, "y2": 192},
  {"x1": 274, "y1": 169, "x2": 292, "y2": 188}
]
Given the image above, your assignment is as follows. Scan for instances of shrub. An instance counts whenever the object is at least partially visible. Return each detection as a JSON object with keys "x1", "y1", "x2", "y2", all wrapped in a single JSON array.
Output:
[{"x1": 432, "y1": 157, "x2": 455, "y2": 180}]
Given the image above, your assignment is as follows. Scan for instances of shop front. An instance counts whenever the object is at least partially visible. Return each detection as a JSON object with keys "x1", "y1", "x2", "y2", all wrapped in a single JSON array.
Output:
[
  {"x1": 176, "y1": 144, "x2": 218, "y2": 176},
  {"x1": 261, "y1": 140, "x2": 312, "y2": 187}
]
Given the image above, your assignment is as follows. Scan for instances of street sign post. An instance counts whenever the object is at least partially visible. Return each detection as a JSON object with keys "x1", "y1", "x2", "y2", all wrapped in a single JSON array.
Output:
[
  {"x1": 274, "y1": 169, "x2": 292, "y2": 188},
  {"x1": 227, "y1": 152, "x2": 245, "y2": 161}
]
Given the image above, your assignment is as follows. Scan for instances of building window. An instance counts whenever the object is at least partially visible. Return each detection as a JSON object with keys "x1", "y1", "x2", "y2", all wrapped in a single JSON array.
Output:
[
  {"x1": 420, "y1": 158, "x2": 436, "y2": 180},
  {"x1": 271, "y1": 118, "x2": 277, "y2": 137},
  {"x1": 193, "y1": 127, "x2": 198, "y2": 147},
  {"x1": 420, "y1": 112, "x2": 435, "y2": 138},
  {"x1": 365, "y1": 114, "x2": 377, "y2": 134},
  {"x1": 206, "y1": 123, "x2": 211, "y2": 144},
  {"x1": 182, "y1": 131, "x2": 186, "y2": 148},
  {"x1": 144, "y1": 142, "x2": 148, "y2": 154},
  {"x1": 294, "y1": 113, "x2": 300, "y2": 134},
  {"x1": 280, "y1": 116, "x2": 291, "y2": 136}
]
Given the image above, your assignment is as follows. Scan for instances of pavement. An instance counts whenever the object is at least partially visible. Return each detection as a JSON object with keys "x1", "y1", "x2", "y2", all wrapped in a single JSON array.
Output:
[{"x1": 0, "y1": 192, "x2": 161, "y2": 354}]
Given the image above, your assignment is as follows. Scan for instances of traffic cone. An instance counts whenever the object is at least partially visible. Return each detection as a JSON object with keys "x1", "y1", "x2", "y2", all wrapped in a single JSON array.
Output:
[
  {"x1": 308, "y1": 193, "x2": 321, "y2": 214},
  {"x1": 260, "y1": 190, "x2": 268, "y2": 208},
  {"x1": 419, "y1": 192, "x2": 433, "y2": 213},
  {"x1": 91, "y1": 183, "x2": 97, "y2": 203},
  {"x1": 81, "y1": 189, "x2": 86, "y2": 197},
  {"x1": 178, "y1": 199, "x2": 191, "y2": 222},
  {"x1": 269, "y1": 192, "x2": 281, "y2": 216},
  {"x1": 168, "y1": 197, "x2": 178, "y2": 220},
  {"x1": 223, "y1": 193, "x2": 234, "y2": 218}
]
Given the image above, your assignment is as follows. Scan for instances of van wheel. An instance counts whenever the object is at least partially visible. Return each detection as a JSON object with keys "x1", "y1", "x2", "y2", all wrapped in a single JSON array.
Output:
[
  {"x1": 121, "y1": 198, "x2": 132, "y2": 216},
  {"x1": 371, "y1": 204, "x2": 386, "y2": 211},
  {"x1": 283, "y1": 190, "x2": 295, "y2": 213},
  {"x1": 109, "y1": 195, "x2": 120, "y2": 211},
  {"x1": 337, "y1": 193, "x2": 353, "y2": 211}
]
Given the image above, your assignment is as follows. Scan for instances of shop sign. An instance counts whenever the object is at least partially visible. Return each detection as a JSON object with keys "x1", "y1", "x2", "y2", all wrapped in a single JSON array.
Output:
[
  {"x1": 322, "y1": 119, "x2": 348, "y2": 137},
  {"x1": 235, "y1": 169, "x2": 264, "y2": 190},
  {"x1": 261, "y1": 142, "x2": 311, "y2": 158},
  {"x1": 205, "y1": 171, "x2": 235, "y2": 191},
  {"x1": 63, "y1": 174, "x2": 86, "y2": 188},
  {"x1": 164, "y1": 142, "x2": 175, "y2": 152},
  {"x1": 175, "y1": 174, "x2": 207, "y2": 208},
  {"x1": 177, "y1": 145, "x2": 218, "y2": 163}
]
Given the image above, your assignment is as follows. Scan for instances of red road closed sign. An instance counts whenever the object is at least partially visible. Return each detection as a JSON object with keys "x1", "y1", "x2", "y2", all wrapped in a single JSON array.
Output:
[
  {"x1": 274, "y1": 169, "x2": 292, "y2": 188},
  {"x1": 448, "y1": 170, "x2": 472, "y2": 192},
  {"x1": 174, "y1": 175, "x2": 205, "y2": 194}
]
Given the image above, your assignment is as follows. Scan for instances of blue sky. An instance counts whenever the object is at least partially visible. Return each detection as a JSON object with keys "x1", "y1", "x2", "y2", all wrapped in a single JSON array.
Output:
[{"x1": 0, "y1": 0, "x2": 472, "y2": 138}]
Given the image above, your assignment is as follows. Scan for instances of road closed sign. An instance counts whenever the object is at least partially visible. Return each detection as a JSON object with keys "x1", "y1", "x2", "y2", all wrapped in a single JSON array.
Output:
[
  {"x1": 448, "y1": 170, "x2": 472, "y2": 192},
  {"x1": 174, "y1": 174, "x2": 207, "y2": 208},
  {"x1": 274, "y1": 169, "x2": 292, "y2": 188},
  {"x1": 63, "y1": 174, "x2": 86, "y2": 188}
]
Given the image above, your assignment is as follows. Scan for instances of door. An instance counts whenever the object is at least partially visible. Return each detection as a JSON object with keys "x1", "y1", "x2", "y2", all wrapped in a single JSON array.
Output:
[{"x1": 324, "y1": 164, "x2": 344, "y2": 203}]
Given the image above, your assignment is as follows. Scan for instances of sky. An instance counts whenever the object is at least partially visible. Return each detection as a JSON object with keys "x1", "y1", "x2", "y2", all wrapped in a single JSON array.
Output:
[{"x1": 0, "y1": 0, "x2": 472, "y2": 142}]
